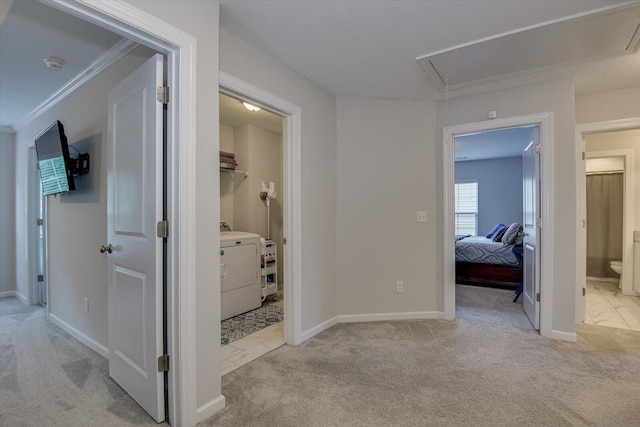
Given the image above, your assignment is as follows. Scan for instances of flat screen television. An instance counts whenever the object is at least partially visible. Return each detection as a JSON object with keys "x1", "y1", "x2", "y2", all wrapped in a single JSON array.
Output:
[{"x1": 35, "y1": 121, "x2": 76, "y2": 196}]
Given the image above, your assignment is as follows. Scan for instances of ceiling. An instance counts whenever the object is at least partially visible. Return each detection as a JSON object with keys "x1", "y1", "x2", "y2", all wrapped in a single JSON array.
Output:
[
  {"x1": 454, "y1": 126, "x2": 536, "y2": 162},
  {"x1": 3, "y1": 1, "x2": 640, "y2": 132},
  {"x1": 219, "y1": 0, "x2": 640, "y2": 101},
  {"x1": 220, "y1": 93, "x2": 283, "y2": 133},
  {"x1": 418, "y1": 4, "x2": 640, "y2": 91},
  {"x1": 0, "y1": 0, "x2": 124, "y2": 130}
]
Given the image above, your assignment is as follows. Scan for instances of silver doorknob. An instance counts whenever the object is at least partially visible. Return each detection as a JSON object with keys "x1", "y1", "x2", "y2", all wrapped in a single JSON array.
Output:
[{"x1": 100, "y1": 244, "x2": 113, "y2": 254}]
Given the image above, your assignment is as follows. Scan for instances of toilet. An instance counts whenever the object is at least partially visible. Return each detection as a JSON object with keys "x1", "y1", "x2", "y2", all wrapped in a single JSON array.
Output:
[
  {"x1": 610, "y1": 260, "x2": 623, "y2": 275},
  {"x1": 610, "y1": 260, "x2": 623, "y2": 288}
]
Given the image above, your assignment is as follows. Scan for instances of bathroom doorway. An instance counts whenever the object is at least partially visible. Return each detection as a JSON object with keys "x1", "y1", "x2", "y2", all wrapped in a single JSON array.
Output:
[
  {"x1": 585, "y1": 155, "x2": 624, "y2": 284},
  {"x1": 580, "y1": 129, "x2": 640, "y2": 331}
]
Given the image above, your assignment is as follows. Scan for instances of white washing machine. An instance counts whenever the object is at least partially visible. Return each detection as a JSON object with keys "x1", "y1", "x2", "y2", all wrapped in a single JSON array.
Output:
[{"x1": 220, "y1": 223, "x2": 262, "y2": 320}]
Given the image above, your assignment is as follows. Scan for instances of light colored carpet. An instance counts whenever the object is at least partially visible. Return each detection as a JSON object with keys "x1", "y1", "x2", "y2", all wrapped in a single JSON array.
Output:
[
  {"x1": 455, "y1": 283, "x2": 536, "y2": 333},
  {"x1": 3, "y1": 285, "x2": 640, "y2": 427},
  {"x1": 0, "y1": 297, "x2": 164, "y2": 427},
  {"x1": 207, "y1": 285, "x2": 640, "y2": 426}
]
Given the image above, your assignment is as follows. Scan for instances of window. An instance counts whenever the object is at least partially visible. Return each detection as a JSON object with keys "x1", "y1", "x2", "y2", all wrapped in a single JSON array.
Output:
[{"x1": 455, "y1": 181, "x2": 478, "y2": 235}]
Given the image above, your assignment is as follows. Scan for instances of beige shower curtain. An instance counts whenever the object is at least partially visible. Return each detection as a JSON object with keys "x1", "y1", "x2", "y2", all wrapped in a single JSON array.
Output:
[{"x1": 586, "y1": 172, "x2": 623, "y2": 278}]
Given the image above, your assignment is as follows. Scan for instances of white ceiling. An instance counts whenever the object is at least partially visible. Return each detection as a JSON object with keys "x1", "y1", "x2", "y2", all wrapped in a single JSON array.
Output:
[
  {"x1": 454, "y1": 126, "x2": 535, "y2": 162},
  {"x1": 3, "y1": 1, "x2": 640, "y2": 132},
  {"x1": 418, "y1": 4, "x2": 640, "y2": 91},
  {"x1": 219, "y1": 0, "x2": 640, "y2": 101},
  {"x1": 0, "y1": 0, "x2": 124, "y2": 130},
  {"x1": 219, "y1": 93, "x2": 283, "y2": 133}
]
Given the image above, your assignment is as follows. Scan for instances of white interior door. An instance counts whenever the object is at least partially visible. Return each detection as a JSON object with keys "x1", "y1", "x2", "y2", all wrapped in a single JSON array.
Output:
[
  {"x1": 106, "y1": 54, "x2": 165, "y2": 422},
  {"x1": 522, "y1": 135, "x2": 541, "y2": 330}
]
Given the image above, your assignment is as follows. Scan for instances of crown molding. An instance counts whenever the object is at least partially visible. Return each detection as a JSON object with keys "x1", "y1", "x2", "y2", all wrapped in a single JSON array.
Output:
[
  {"x1": 0, "y1": 125, "x2": 16, "y2": 133},
  {"x1": 14, "y1": 38, "x2": 139, "y2": 132}
]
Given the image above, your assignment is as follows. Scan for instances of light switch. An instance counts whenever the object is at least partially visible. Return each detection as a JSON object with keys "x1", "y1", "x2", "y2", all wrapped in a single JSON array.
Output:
[{"x1": 417, "y1": 211, "x2": 428, "y2": 223}]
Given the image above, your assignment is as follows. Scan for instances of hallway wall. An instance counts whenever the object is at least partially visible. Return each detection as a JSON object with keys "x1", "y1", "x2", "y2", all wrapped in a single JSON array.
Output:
[
  {"x1": 0, "y1": 131, "x2": 16, "y2": 296},
  {"x1": 13, "y1": 47, "x2": 154, "y2": 353}
]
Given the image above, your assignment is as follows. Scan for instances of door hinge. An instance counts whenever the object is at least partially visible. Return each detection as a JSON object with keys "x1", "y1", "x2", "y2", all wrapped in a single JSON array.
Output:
[
  {"x1": 582, "y1": 151, "x2": 586, "y2": 160},
  {"x1": 536, "y1": 292, "x2": 540, "y2": 302},
  {"x1": 283, "y1": 237, "x2": 287, "y2": 245},
  {"x1": 157, "y1": 354, "x2": 170, "y2": 372},
  {"x1": 535, "y1": 144, "x2": 541, "y2": 154},
  {"x1": 582, "y1": 219, "x2": 586, "y2": 229},
  {"x1": 582, "y1": 288, "x2": 586, "y2": 297},
  {"x1": 157, "y1": 86, "x2": 169, "y2": 104},
  {"x1": 536, "y1": 218, "x2": 542, "y2": 229},
  {"x1": 157, "y1": 221, "x2": 169, "y2": 239},
  {"x1": 37, "y1": 275, "x2": 44, "y2": 282},
  {"x1": 37, "y1": 218, "x2": 44, "y2": 226}
]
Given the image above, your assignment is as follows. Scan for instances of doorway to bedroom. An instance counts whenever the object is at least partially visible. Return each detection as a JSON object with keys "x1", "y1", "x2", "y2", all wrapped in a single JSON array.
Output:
[
  {"x1": 452, "y1": 126, "x2": 534, "y2": 330},
  {"x1": 445, "y1": 115, "x2": 551, "y2": 333}
]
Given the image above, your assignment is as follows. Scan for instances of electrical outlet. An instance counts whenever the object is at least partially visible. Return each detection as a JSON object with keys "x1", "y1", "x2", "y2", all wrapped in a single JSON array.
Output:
[
  {"x1": 416, "y1": 211, "x2": 428, "y2": 223},
  {"x1": 83, "y1": 298, "x2": 89, "y2": 313},
  {"x1": 396, "y1": 281, "x2": 404, "y2": 293}
]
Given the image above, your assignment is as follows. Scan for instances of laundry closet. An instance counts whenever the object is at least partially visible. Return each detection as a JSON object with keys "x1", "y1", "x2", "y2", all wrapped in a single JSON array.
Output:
[{"x1": 219, "y1": 93, "x2": 284, "y2": 321}]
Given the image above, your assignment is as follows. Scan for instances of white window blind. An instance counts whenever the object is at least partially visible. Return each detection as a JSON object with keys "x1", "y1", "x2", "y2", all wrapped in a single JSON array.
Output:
[{"x1": 455, "y1": 181, "x2": 478, "y2": 235}]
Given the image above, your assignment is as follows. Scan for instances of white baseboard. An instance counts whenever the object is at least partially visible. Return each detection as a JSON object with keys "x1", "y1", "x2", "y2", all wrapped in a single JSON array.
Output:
[
  {"x1": 586, "y1": 276, "x2": 619, "y2": 283},
  {"x1": 337, "y1": 311, "x2": 445, "y2": 323},
  {"x1": 0, "y1": 290, "x2": 16, "y2": 298},
  {"x1": 300, "y1": 316, "x2": 339, "y2": 342},
  {"x1": 299, "y1": 311, "x2": 446, "y2": 343},
  {"x1": 196, "y1": 394, "x2": 226, "y2": 423},
  {"x1": 14, "y1": 291, "x2": 27, "y2": 303},
  {"x1": 49, "y1": 313, "x2": 109, "y2": 358},
  {"x1": 547, "y1": 329, "x2": 578, "y2": 342}
]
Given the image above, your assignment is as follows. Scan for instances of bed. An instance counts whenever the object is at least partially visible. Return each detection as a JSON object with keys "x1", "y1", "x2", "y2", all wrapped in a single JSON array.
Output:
[{"x1": 455, "y1": 234, "x2": 523, "y2": 289}]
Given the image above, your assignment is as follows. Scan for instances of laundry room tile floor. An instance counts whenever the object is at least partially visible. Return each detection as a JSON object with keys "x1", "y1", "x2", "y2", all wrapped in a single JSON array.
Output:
[
  {"x1": 584, "y1": 280, "x2": 640, "y2": 331},
  {"x1": 222, "y1": 297, "x2": 284, "y2": 375}
]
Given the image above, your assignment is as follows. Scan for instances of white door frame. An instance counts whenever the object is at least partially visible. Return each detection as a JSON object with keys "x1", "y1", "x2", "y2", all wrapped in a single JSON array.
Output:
[
  {"x1": 27, "y1": 146, "x2": 47, "y2": 306},
  {"x1": 43, "y1": 1, "x2": 198, "y2": 425},
  {"x1": 219, "y1": 72, "x2": 303, "y2": 345},
  {"x1": 443, "y1": 112, "x2": 555, "y2": 338},
  {"x1": 575, "y1": 118, "x2": 640, "y2": 323}
]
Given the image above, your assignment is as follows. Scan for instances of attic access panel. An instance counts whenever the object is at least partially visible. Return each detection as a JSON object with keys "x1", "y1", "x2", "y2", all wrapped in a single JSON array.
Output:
[{"x1": 416, "y1": 3, "x2": 640, "y2": 91}]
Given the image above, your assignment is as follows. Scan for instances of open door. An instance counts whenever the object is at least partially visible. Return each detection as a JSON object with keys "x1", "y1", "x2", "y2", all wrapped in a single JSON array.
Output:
[
  {"x1": 106, "y1": 54, "x2": 165, "y2": 422},
  {"x1": 522, "y1": 132, "x2": 541, "y2": 330}
]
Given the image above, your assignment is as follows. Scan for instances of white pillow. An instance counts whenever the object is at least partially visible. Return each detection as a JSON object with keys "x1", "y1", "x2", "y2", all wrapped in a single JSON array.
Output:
[{"x1": 502, "y1": 222, "x2": 522, "y2": 245}]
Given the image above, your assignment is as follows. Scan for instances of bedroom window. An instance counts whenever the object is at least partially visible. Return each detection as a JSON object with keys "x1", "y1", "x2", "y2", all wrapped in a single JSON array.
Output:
[{"x1": 455, "y1": 181, "x2": 478, "y2": 235}]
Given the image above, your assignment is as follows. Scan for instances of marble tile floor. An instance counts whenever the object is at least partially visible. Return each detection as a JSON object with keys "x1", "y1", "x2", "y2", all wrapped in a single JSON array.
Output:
[
  {"x1": 584, "y1": 279, "x2": 640, "y2": 331},
  {"x1": 221, "y1": 296, "x2": 285, "y2": 375}
]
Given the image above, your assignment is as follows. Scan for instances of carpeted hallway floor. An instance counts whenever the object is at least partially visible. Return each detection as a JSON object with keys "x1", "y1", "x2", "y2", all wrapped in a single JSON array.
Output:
[
  {"x1": 2, "y1": 285, "x2": 640, "y2": 426},
  {"x1": 0, "y1": 297, "x2": 165, "y2": 427},
  {"x1": 208, "y1": 285, "x2": 640, "y2": 426}
]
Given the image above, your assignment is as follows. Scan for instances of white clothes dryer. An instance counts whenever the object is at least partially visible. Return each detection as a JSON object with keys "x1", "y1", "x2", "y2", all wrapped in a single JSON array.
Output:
[{"x1": 220, "y1": 227, "x2": 262, "y2": 320}]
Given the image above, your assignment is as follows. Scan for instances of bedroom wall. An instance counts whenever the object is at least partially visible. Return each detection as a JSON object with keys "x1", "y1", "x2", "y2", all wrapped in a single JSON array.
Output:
[
  {"x1": 14, "y1": 47, "x2": 154, "y2": 350},
  {"x1": 336, "y1": 98, "x2": 439, "y2": 316},
  {"x1": 455, "y1": 157, "x2": 523, "y2": 236},
  {"x1": 220, "y1": 30, "x2": 338, "y2": 336},
  {"x1": 439, "y1": 78, "x2": 578, "y2": 337},
  {"x1": 0, "y1": 131, "x2": 16, "y2": 296}
]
